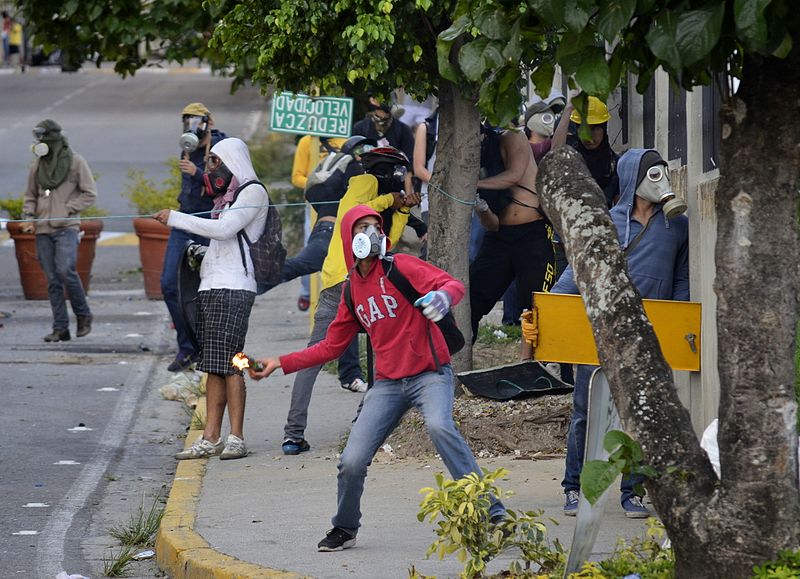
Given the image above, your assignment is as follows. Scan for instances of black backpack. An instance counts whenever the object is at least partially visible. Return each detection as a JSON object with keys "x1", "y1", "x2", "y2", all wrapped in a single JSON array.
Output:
[
  {"x1": 343, "y1": 256, "x2": 465, "y2": 358},
  {"x1": 232, "y1": 180, "x2": 287, "y2": 286}
]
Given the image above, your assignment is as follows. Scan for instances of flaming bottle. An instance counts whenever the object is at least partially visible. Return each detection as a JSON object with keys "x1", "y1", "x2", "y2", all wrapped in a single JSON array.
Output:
[{"x1": 231, "y1": 352, "x2": 264, "y2": 372}]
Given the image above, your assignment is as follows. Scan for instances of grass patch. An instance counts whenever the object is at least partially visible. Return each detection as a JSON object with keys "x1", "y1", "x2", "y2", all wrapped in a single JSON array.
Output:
[
  {"x1": 323, "y1": 334, "x2": 370, "y2": 380},
  {"x1": 108, "y1": 493, "x2": 165, "y2": 547},
  {"x1": 189, "y1": 408, "x2": 206, "y2": 431},
  {"x1": 476, "y1": 323, "x2": 522, "y2": 345},
  {"x1": 102, "y1": 544, "x2": 138, "y2": 577}
]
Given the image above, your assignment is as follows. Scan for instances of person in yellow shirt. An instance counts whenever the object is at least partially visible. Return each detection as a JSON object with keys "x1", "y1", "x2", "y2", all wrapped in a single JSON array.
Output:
[
  {"x1": 281, "y1": 147, "x2": 419, "y2": 456},
  {"x1": 7, "y1": 16, "x2": 23, "y2": 71},
  {"x1": 291, "y1": 135, "x2": 346, "y2": 311}
]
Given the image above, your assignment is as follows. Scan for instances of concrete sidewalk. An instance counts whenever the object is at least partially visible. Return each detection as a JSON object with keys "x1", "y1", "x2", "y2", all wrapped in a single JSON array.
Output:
[{"x1": 157, "y1": 281, "x2": 650, "y2": 578}]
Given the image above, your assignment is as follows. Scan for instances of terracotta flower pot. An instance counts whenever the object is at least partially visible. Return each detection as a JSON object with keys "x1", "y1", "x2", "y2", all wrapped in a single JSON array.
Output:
[
  {"x1": 132, "y1": 217, "x2": 170, "y2": 300},
  {"x1": 7, "y1": 220, "x2": 104, "y2": 300}
]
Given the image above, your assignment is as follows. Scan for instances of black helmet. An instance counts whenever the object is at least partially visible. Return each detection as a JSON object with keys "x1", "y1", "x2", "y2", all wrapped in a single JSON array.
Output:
[
  {"x1": 342, "y1": 135, "x2": 377, "y2": 156},
  {"x1": 360, "y1": 146, "x2": 410, "y2": 173}
]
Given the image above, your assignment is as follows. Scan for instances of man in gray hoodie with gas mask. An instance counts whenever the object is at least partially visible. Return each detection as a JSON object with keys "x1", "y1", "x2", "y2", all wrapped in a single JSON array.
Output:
[{"x1": 552, "y1": 148, "x2": 689, "y2": 518}]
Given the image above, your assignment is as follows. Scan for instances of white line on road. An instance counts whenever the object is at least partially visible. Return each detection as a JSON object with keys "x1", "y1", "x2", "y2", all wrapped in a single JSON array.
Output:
[{"x1": 36, "y1": 326, "x2": 166, "y2": 577}]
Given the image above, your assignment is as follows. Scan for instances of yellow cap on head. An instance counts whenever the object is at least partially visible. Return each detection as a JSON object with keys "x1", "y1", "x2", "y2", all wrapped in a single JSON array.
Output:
[
  {"x1": 182, "y1": 102, "x2": 210, "y2": 117},
  {"x1": 569, "y1": 96, "x2": 610, "y2": 125}
]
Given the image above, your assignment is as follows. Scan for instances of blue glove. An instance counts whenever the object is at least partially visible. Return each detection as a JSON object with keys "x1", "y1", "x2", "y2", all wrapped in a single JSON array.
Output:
[{"x1": 414, "y1": 290, "x2": 451, "y2": 322}]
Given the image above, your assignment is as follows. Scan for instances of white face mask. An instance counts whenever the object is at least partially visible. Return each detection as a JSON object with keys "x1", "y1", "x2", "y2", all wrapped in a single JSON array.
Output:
[
  {"x1": 352, "y1": 224, "x2": 386, "y2": 260},
  {"x1": 526, "y1": 111, "x2": 555, "y2": 138},
  {"x1": 635, "y1": 164, "x2": 687, "y2": 218},
  {"x1": 32, "y1": 142, "x2": 49, "y2": 157}
]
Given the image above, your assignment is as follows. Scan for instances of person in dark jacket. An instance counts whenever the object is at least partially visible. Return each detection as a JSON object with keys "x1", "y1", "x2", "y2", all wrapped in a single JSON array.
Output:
[
  {"x1": 161, "y1": 103, "x2": 226, "y2": 372},
  {"x1": 553, "y1": 148, "x2": 689, "y2": 519},
  {"x1": 351, "y1": 101, "x2": 415, "y2": 164}
]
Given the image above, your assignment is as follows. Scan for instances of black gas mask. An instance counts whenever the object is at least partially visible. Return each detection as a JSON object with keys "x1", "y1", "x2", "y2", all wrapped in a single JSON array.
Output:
[
  {"x1": 203, "y1": 154, "x2": 234, "y2": 197},
  {"x1": 180, "y1": 115, "x2": 209, "y2": 154},
  {"x1": 374, "y1": 164, "x2": 407, "y2": 196}
]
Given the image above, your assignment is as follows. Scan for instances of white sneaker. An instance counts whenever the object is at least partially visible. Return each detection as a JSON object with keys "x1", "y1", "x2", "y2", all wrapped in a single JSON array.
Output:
[
  {"x1": 341, "y1": 378, "x2": 367, "y2": 393},
  {"x1": 220, "y1": 434, "x2": 248, "y2": 460},
  {"x1": 175, "y1": 436, "x2": 223, "y2": 460}
]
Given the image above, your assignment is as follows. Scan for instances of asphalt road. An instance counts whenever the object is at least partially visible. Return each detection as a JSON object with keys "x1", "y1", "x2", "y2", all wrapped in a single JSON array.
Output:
[
  {"x1": 0, "y1": 65, "x2": 265, "y2": 232},
  {"x1": 0, "y1": 67, "x2": 266, "y2": 578}
]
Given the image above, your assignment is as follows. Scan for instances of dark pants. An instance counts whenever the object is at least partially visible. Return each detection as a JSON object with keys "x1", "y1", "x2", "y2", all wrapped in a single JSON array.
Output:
[
  {"x1": 562, "y1": 365, "x2": 641, "y2": 503},
  {"x1": 36, "y1": 229, "x2": 91, "y2": 331},
  {"x1": 469, "y1": 220, "x2": 555, "y2": 341},
  {"x1": 161, "y1": 228, "x2": 209, "y2": 359}
]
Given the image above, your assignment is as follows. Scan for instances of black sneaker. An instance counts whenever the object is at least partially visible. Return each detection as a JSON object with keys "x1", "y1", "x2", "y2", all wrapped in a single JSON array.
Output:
[
  {"x1": 317, "y1": 527, "x2": 356, "y2": 551},
  {"x1": 44, "y1": 329, "x2": 70, "y2": 342},
  {"x1": 282, "y1": 438, "x2": 310, "y2": 455},
  {"x1": 167, "y1": 354, "x2": 195, "y2": 373},
  {"x1": 76, "y1": 314, "x2": 93, "y2": 337}
]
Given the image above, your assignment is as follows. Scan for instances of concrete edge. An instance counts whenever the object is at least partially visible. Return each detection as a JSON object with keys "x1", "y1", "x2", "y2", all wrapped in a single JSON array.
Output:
[{"x1": 156, "y1": 383, "x2": 305, "y2": 579}]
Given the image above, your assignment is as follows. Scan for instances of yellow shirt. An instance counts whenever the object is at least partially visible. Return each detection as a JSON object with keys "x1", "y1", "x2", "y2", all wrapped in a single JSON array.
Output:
[
  {"x1": 9, "y1": 22, "x2": 22, "y2": 46},
  {"x1": 291, "y1": 135, "x2": 347, "y2": 190},
  {"x1": 320, "y1": 174, "x2": 410, "y2": 290}
]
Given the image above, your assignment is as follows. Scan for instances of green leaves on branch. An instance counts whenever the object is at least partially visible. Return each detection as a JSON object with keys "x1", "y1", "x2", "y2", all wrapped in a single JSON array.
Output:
[{"x1": 580, "y1": 430, "x2": 656, "y2": 505}]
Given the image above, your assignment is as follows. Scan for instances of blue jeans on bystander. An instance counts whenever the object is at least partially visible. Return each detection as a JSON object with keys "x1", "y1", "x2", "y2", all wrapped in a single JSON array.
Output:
[{"x1": 36, "y1": 229, "x2": 91, "y2": 331}]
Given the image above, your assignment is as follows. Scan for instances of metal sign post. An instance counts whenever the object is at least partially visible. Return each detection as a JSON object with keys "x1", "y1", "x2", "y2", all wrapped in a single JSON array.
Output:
[{"x1": 270, "y1": 92, "x2": 353, "y2": 138}]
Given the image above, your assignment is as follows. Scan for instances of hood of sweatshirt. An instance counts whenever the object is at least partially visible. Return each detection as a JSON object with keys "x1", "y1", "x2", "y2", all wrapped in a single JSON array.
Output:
[
  {"x1": 339, "y1": 204, "x2": 394, "y2": 272},
  {"x1": 612, "y1": 148, "x2": 671, "y2": 247},
  {"x1": 209, "y1": 137, "x2": 258, "y2": 184}
]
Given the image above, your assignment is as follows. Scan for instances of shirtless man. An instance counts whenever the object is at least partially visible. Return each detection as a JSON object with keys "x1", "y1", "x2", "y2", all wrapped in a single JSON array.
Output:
[{"x1": 469, "y1": 127, "x2": 556, "y2": 339}]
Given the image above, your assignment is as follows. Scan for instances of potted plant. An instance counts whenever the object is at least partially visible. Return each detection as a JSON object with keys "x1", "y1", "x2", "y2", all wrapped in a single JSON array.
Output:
[
  {"x1": 0, "y1": 194, "x2": 106, "y2": 300},
  {"x1": 123, "y1": 159, "x2": 181, "y2": 300}
]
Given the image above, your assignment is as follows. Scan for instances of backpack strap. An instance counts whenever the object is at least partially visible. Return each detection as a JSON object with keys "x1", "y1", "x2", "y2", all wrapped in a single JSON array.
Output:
[
  {"x1": 343, "y1": 279, "x2": 374, "y2": 386},
  {"x1": 230, "y1": 180, "x2": 267, "y2": 274},
  {"x1": 380, "y1": 257, "x2": 444, "y2": 374}
]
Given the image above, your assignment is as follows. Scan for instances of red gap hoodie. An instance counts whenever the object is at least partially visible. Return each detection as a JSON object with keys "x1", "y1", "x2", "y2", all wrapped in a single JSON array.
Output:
[{"x1": 280, "y1": 204, "x2": 465, "y2": 380}]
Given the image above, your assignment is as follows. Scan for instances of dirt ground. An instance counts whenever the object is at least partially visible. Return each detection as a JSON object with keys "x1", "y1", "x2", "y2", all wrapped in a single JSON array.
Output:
[{"x1": 386, "y1": 335, "x2": 573, "y2": 460}]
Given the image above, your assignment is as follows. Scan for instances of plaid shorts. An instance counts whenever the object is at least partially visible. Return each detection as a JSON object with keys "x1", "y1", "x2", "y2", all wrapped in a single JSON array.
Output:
[{"x1": 195, "y1": 289, "x2": 256, "y2": 376}]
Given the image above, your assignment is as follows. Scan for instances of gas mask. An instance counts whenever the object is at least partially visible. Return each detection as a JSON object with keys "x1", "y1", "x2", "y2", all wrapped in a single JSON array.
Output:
[
  {"x1": 180, "y1": 115, "x2": 209, "y2": 153},
  {"x1": 370, "y1": 113, "x2": 393, "y2": 136},
  {"x1": 635, "y1": 164, "x2": 687, "y2": 218},
  {"x1": 375, "y1": 164, "x2": 407, "y2": 196},
  {"x1": 352, "y1": 224, "x2": 387, "y2": 260},
  {"x1": 526, "y1": 111, "x2": 555, "y2": 138},
  {"x1": 203, "y1": 155, "x2": 234, "y2": 197},
  {"x1": 31, "y1": 127, "x2": 51, "y2": 157}
]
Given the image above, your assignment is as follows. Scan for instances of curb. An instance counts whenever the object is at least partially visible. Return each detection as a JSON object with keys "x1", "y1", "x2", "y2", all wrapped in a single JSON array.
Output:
[
  {"x1": 156, "y1": 389, "x2": 304, "y2": 579},
  {"x1": 0, "y1": 66, "x2": 211, "y2": 76}
]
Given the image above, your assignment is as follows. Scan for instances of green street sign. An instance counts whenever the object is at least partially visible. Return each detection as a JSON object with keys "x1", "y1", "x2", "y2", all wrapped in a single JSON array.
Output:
[{"x1": 270, "y1": 92, "x2": 353, "y2": 138}]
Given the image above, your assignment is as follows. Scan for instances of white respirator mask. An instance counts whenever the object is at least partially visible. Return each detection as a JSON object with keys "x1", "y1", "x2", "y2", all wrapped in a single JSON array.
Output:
[
  {"x1": 526, "y1": 111, "x2": 555, "y2": 138},
  {"x1": 635, "y1": 164, "x2": 687, "y2": 218},
  {"x1": 32, "y1": 142, "x2": 49, "y2": 157},
  {"x1": 352, "y1": 224, "x2": 387, "y2": 260}
]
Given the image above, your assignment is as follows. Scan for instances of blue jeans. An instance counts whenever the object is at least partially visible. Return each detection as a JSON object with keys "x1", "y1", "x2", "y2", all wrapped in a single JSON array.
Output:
[
  {"x1": 161, "y1": 228, "x2": 209, "y2": 358},
  {"x1": 36, "y1": 229, "x2": 91, "y2": 331},
  {"x1": 332, "y1": 365, "x2": 505, "y2": 534},
  {"x1": 469, "y1": 212, "x2": 485, "y2": 263},
  {"x1": 284, "y1": 283, "x2": 363, "y2": 441},
  {"x1": 562, "y1": 365, "x2": 640, "y2": 504}
]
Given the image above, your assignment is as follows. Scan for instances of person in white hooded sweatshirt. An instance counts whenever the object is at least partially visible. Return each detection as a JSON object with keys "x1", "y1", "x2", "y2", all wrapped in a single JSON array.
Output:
[{"x1": 154, "y1": 137, "x2": 269, "y2": 460}]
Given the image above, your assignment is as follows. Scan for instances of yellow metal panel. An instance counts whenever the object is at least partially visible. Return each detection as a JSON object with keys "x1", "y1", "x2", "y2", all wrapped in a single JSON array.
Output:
[{"x1": 532, "y1": 292, "x2": 702, "y2": 371}]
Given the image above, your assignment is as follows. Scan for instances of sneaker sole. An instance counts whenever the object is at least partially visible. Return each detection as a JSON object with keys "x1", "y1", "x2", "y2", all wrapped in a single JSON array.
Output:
[
  {"x1": 563, "y1": 509, "x2": 577, "y2": 517},
  {"x1": 624, "y1": 511, "x2": 650, "y2": 519},
  {"x1": 318, "y1": 538, "x2": 356, "y2": 552},
  {"x1": 282, "y1": 447, "x2": 309, "y2": 455},
  {"x1": 220, "y1": 451, "x2": 248, "y2": 460}
]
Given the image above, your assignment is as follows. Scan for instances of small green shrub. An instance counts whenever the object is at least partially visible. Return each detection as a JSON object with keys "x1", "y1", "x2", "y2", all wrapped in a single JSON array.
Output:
[
  {"x1": 108, "y1": 492, "x2": 165, "y2": 547},
  {"x1": 103, "y1": 544, "x2": 137, "y2": 577},
  {"x1": 248, "y1": 131, "x2": 296, "y2": 184},
  {"x1": 0, "y1": 195, "x2": 24, "y2": 220},
  {"x1": 417, "y1": 467, "x2": 564, "y2": 578},
  {"x1": 753, "y1": 549, "x2": 800, "y2": 578},
  {"x1": 122, "y1": 158, "x2": 181, "y2": 215}
]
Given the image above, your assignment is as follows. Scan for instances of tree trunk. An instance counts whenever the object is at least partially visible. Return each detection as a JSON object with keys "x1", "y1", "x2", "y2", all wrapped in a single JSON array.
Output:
[
  {"x1": 537, "y1": 90, "x2": 800, "y2": 575},
  {"x1": 428, "y1": 79, "x2": 479, "y2": 373}
]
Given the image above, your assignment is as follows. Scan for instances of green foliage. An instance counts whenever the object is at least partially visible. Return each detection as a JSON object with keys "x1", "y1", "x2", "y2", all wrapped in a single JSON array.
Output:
[
  {"x1": 417, "y1": 467, "x2": 564, "y2": 578},
  {"x1": 122, "y1": 159, "x2": 181, "y2": 215},
  {"x1": 0, "y1": 195, "x2": 25, "y2": 220},
  {"x1": 580, "y1": 430, "x2": 657, "y2": 505},
  {"x1": 102, "y1": 544, "x2": 138, "y2": 577},
  {"x1": 476, "y1": 323, "x2": 522, "y2": 345},
  {"x1": 570, "y1": 519, "x2": 674, "y2": 578},
  {"x1": 248, "y1": 132, "x2": 296, "y2": 185},
  {"x1": 753, "y1": 549, "x2": 800, "y2": 578},
  {"x1": 16, "y1": 0, "x2": 238, "y2": 76},
  {"x1": 81, "y1": 204, "x2": 110, "y2": 218}
]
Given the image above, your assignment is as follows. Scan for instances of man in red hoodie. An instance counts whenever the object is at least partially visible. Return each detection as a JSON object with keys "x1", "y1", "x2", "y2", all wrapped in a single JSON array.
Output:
[{"x1": 249, "y1": 204, "x2": 505, "y2": 552}]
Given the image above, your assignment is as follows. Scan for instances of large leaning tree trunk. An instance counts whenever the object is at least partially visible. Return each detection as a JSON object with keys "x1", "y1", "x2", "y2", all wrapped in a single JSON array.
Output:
[
  {"x1": 537, "y1": 134, "x2": 799, "y2": 576},
  {"x1": 427, "y1": 78, "x2": 480, "y2": 373}
]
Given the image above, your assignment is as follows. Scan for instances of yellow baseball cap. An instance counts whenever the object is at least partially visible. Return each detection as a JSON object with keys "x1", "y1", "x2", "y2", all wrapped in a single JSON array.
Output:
[{"x1": 182, "y1": 102, "x2": 210, "y2": 117}]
